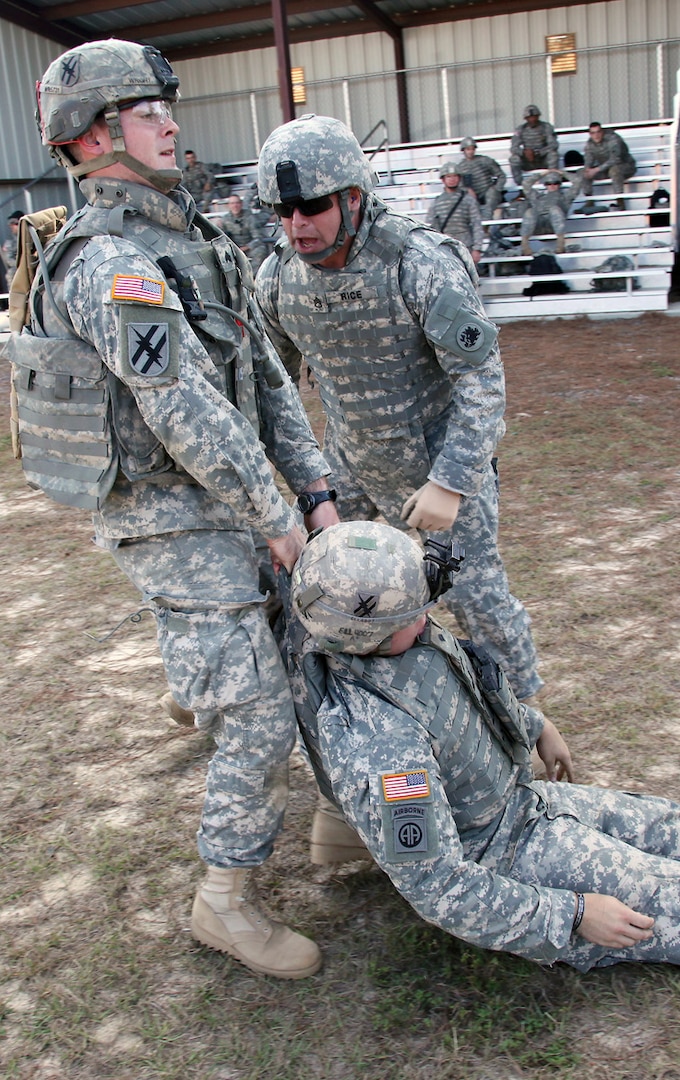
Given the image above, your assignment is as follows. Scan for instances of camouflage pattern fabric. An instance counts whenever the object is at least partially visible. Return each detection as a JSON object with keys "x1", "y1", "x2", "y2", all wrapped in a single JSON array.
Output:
[
  {"x1": 509, "y1": 121, "x2": 559, "y2": 184},
  {"x1": 426, "y1": 188, "x2": 485, "y2": 252},
  {"x1": 219, "y1": 208, "x2": 269, "y2": 272},
  {"x1": 37, "y1": 177, "x2": 329, "y2": 867},
  {"x1": 291, "y1": 622, "x2": 680, "y2": 970},
  {"x1": 114, "y1": 530, "x2": 294, "y2": 865},
  {"x1": 257, "y1": 192, "x2": 542, "y2": 698},
  {"x1": 455, "y1": 154, "x2": 506, "y2": 214},
  {"x1": 520, "y1": 170, "x2": 582, "y2": 240},
  {"x1": 182, "y1": 161, "x2": 214, "y2": 209},
  {"x1": 582, "y1": 130, "x2": 636, "y2": 195}
]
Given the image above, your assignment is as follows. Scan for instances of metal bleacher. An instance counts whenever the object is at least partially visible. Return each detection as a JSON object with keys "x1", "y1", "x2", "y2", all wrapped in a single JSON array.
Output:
[{"x1": 369, "y1": 120, "x2": 675, "y2": 321}]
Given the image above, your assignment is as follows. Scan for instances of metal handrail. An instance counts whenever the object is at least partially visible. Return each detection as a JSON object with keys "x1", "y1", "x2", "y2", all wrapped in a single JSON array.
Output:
[{"x1": 360, "y1": 119, "x2": 392, "y2": 184}]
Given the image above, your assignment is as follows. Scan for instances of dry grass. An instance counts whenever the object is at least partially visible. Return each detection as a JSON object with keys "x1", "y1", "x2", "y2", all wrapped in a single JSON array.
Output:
[{"x1": 2, "y1": 311, "x2": 680, "y2": 1080}]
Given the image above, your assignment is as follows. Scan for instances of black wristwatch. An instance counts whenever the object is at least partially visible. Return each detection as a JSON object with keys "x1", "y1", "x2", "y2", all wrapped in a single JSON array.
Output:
[{"x1": 296, "y1": 489, "x2": 337, "y2": 515}]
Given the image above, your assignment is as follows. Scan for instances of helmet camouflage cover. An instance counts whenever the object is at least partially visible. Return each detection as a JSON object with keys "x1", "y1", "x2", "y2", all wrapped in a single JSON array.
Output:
[
  {"x1": 257, "y1": 113, "x2": 375, "y2": 206},
  {"x1": 439, "y1": 160, "x2": 460, "y2": 177},
  {"x1": 37, "y1": 38, "x2": 179, "y2": 146},
  {"x1": 523, "y1": 104, "x2": 542, "y2": 118},
  {"x1": 459, "y1": 137, "x2": 477, "y2": 150},
  {"x1": 291, "y1": 521, "x2": 433, "y2": 655}
]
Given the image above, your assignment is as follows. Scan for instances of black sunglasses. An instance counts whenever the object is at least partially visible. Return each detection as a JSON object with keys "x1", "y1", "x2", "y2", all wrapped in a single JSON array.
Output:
[{"x1": 273, "y1": 195, "x2": 334, "y2": 218}]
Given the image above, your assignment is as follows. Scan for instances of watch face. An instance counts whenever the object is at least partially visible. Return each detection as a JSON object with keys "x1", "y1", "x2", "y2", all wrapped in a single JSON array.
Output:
[{"x1": 297, "y1": 493, "x2": 315, "y2": 514}]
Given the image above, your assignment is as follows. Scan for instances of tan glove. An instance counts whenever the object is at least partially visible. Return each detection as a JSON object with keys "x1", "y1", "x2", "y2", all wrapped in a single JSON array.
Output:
[{"x1": 400, "y1": 481, "x2": 462, "y2": 532}]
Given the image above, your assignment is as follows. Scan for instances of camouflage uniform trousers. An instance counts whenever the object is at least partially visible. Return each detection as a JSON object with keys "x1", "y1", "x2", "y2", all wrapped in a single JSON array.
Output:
[
  {"x1": 582, "y1": 161, "x2": 636, "y2": 197},
  {"x1": 520, "y1": 203, "x2": 568, "y2": 240},
  {"x1": 316, "y1": 682, "x2": 680, "y2": 969},
  {"x1": 323, "y1": 413, "x2": 541, "y2": 699},
  {"x1": 499, "y1": 782, "x2": 680, "y2": 970},
  {"x1": 112, "y1": 528, "x2": 296, "y2": 868}
]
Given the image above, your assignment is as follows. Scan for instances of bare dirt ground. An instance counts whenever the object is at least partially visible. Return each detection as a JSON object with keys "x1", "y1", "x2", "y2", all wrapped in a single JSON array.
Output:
[{"x1": 1, "y1": 311, "x2": 680, "y2": 1080}]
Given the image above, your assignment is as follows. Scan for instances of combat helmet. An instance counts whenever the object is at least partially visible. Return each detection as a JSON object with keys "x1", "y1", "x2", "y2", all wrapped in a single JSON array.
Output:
[
  {"x1": 257, "y1": 114, "x2": 374, "y2": 262},
  {"x1": 291, "y1": 521, "x2": 438, "y2": 656},
  {"x1": 543, "y1": 171, "x2": 562, "y2": 185},
  {"x1": 523, "y1": 104, "x2": 542, "y2": 118},
  {"x1": 439, "y1": 160, "x2": 460, "y2": 178},
  {"x1": 459, "y1": 137, "x2": 477, "y2": 150},
  {"x1": 36, "y1": 39, "x2": 181, "y2": 191}
]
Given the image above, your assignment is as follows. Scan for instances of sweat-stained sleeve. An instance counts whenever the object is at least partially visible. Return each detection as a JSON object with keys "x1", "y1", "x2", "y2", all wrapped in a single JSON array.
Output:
[
  {"x1": 63, "y1": 235, "x2": 325, "y2": 540},
  {"x1": 398, "y1": 230, "x2": 506, "y2": 498},
  {"x1": 316, "y1": 676, "x2": 577, "y2": 963}
]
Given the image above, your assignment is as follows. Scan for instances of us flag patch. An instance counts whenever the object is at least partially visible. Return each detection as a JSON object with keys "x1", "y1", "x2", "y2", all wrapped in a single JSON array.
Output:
[
  {"x1": 112, "y1": 274, "x2": 165, "y2": 304},
  {"x1": 382, "y1": 770, "x2": 430, "y2": 802}
]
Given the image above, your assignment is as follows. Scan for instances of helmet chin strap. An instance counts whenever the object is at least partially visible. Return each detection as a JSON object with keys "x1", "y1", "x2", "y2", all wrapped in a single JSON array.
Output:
[
  {"x1": 60, "y1": 104, "x2": 182, "y2": 194},
  {"x1": 297, "y1": 188, "x2": 359, "y2": 265}
]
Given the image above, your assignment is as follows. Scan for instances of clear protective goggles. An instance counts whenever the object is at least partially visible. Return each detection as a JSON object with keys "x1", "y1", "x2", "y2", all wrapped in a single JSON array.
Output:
[{"x1": 119, "y1": 99, "x2": 174, "y2": 126}]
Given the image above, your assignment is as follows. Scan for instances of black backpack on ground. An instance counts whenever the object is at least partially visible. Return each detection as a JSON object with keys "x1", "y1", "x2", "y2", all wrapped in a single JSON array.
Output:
[{"x1": 523, "y1": 253, "x2": 570, "y2": 297}]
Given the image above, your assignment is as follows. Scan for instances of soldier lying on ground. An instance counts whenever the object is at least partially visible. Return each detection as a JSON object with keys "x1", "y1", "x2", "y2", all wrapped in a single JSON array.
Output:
[{"x1": 287, "y1": 520, "x2": 680, "y2": 972}]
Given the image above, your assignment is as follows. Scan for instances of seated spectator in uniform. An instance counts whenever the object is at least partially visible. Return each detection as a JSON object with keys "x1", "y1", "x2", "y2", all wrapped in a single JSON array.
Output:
[
  {"x1": 2, "y1": 210, "x2": 22, "y2": 288},
  {"x1": 455, "y1": 137, "x2": 506, "y2": 216},
  {"x1": 583, "y1": 122, "x2": 636, "y2": 211},
  {"x1": 289, "y1": 520, "x2": 680, "y2": 974},
  {"x1": 509, "y1": 105, "x2": 559, "y2": 186},
  {"x1": 182, "y1": 149, "x2": 214, "y2": 211},
  {"x1": 426, "y1": 162, "x2": 484, "y2": 264},
  {"x1": 520, "y1": 169, "x2": 582, "y2": 256},
  {"x1": 218, "y1": 193, "x2": 269, "y2": 274}
]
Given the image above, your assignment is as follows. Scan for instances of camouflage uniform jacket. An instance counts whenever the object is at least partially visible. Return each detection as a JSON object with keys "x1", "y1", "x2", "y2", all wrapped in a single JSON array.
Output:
[
  {"x1": 426, "y1": 188, "x2": 485, "y2": 252},
  {"x1": 256, "y1": 193, "x2": 503, "y2": 500},
  {"x1": 510, "y1": 121, "x2": 559, "y2": 170},
  {"x1": 181, "y1": 162, "x2": 214, "y2": 206},
  {"x1": 583, "y1": 130, "x2": 636, "y2": 176},
  {"x1": 22, "y1": 178, "x2": 328, "y2": 546},
  {"x1": 290, "y1": 617, "x2": 577, "y2": 962},
  {"x1": 455, "y1": 154, "x2": 506, "y2": 201},
  {"x1": 220, "y1": 208, "x2": 261, "y2": 251}
]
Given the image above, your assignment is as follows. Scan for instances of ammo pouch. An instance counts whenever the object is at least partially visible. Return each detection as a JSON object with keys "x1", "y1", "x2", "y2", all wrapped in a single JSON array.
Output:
[
  {"x1": 6, "y1": 328, "x2": 118, "y2": 510},
  {"x1": 458, "y1": 637, "x2": 531, "y2": 751}
]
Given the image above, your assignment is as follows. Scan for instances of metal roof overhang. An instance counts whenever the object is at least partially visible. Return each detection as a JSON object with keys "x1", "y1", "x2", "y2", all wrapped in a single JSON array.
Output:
[{"x1": 0, "y1": 0, "x2": 605, "y2": 141}]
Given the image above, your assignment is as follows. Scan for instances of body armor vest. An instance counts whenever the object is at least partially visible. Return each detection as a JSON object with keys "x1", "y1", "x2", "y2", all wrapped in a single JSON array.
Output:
[
  {"x1": 295, "y1": 621, "x2": 530, "y2": 834},
  {"x1": 7, "y1": 200, "x2": 258, "y2": 510},
  {"x1": 275, "y1": 207, "x2": 454, "y2": 432}
]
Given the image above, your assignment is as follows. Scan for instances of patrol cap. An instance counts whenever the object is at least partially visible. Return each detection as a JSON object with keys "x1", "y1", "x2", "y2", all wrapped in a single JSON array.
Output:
[
  {"x1": 257, "y1": 114, "x2": 375, "y2": 207},
  {"x1": 291, "y1": 521, "x2": 434, "y2": 655},
  {"x1": 459, "y1": 137, "x2": 477, "y2": 150},
  {"x1": 523, "y1": 104, "x2": 542, "y2": 118},
  {"x1": 439, "y1": 160, "x2": 460, "y2": 178},
  {"x1": 37, "y1": 39, "x2": 179, "y2": 146}
]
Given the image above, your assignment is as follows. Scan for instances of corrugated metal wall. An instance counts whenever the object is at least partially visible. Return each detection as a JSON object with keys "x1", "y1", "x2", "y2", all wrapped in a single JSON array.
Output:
[{"x1": 1, "y1": 0, "x2": 679, "y2": 237}]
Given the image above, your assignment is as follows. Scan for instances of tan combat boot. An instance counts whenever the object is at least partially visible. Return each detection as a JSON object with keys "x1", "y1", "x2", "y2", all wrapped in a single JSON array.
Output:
[
  {"x1": 159, "y1": 692, "x2": 195, "y2": 728},
  {"x1": 520, "y1": 237, "x2": 532, "y2": 257},
  {"x1": 191, "y1": 866, "x2": 322, "y2": 979},
  {"x1": 555, "y1": 234, "x2": 566, "y2": 254},
  {"x1": 310, "y1": 794, "x2": 372, "y2": 866}
]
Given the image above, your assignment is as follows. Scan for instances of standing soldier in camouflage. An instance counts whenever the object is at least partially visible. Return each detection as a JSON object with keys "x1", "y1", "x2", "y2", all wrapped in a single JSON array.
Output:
[
  {"x1": 182, "y1": 149, "x2": 214, "y2": 211},
  {"x1": 219, "y1": 193, "x2": 269, "y2": 273},
  {"x1": 12, "y1": 40, "x2": 341, "y2": 979},
  {"x1": 509, "y1": 105, "x2": 559, "y2": 186},
  {"x1": 289, "y1": 521, "x2": 680, "y2": 972},
  {"x1": 520, "y1": 169, "x2": 583, "y2": 255},
  {"x1": 426, "y1": 162, "x2": 485, "y2": 264},
  {"x1": 255, "y1": 114, "x2": 543, "y2": 707},
  {"x1": 582, "y1": 122, "x2": 636, "y2": 211},
  {"x1": 455, "y1": 137, "x2": 507, "y2": 217}
]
